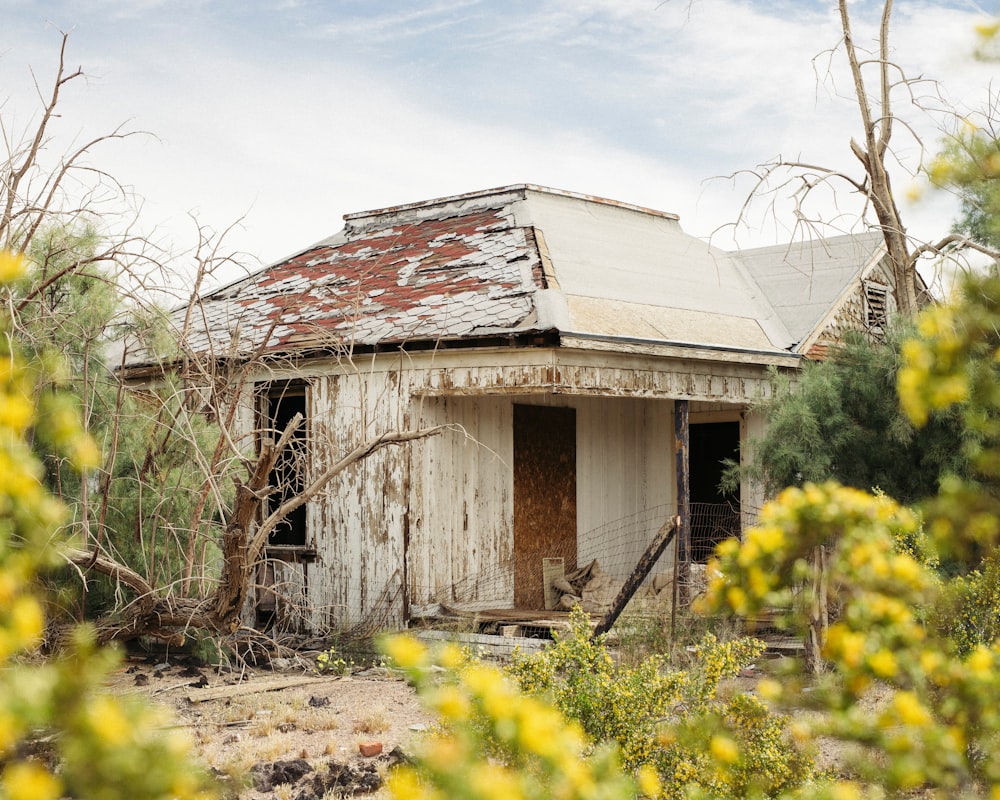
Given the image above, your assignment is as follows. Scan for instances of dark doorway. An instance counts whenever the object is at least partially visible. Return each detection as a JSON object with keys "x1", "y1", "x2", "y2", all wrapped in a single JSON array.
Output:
[
  {"x1": 513, "y1": 404, "x2": 577, "y2": 609},
  {"x1": 689, "y1": 421, "x2": 740, "y2": 562}
]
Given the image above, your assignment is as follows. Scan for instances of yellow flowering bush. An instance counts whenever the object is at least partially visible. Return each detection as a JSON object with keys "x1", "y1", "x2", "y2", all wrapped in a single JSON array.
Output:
[
  {"x1": 702, "y1": 477, "x2": 1000, "y2": 796},
  {"x1": 507, "y1": 609, "x2": 812, "y2": 799},
  {"x1": 928, "y1": 548, "x2": 1000, "y2": 657},
  {"x1": 0, "y1": 251, "x2": 215, "y2": 800},
  {"x1": 380, "y1": 608, "x2": 811, "y2": 800},
  {"x1": 898, "y1": 272, "x2": 1000, "y2": 566},
  {"x1": 379, "y1": 633, "x2": 640, "y2": 800}
]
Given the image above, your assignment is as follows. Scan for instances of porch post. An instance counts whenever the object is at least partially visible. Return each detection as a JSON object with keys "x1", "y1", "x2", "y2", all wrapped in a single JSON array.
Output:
[{"x1": 674, "y1": 399, "x2": 690, "y2": 566}]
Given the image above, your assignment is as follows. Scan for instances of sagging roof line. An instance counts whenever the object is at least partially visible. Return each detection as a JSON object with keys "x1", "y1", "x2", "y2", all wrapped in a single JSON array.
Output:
[
  {"x1": 559, "y1": 330, "x2": 803, "y2": 362},
  {"x1": 120, "y1": 185, "x2": 887, "y2": 373}
]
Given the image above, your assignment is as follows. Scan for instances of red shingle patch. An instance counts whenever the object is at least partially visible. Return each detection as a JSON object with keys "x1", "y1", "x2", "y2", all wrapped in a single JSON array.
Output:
[{"x1": 190, "y1": 207, "x2": 543, "y2": 355}]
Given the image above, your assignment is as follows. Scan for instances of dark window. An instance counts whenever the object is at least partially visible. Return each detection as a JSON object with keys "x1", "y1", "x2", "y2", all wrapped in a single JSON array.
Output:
[{"x1": 260, "y1": 383, "x2": 307, "y2": 547}]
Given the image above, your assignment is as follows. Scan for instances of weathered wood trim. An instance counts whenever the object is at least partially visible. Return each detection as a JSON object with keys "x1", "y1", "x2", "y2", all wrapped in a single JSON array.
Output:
[
  {"x1": 675, "y1": 400, "x2": 690, "y2": 566},
  {"x1": 558, "y1": 335, "x2": 800, "y2": 367}
]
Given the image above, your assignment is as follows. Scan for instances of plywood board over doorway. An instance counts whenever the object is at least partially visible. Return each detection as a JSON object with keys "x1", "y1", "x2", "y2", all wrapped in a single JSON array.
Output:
[{"x1": 513, "y1": 405, "x2": 577, "y2": 609}]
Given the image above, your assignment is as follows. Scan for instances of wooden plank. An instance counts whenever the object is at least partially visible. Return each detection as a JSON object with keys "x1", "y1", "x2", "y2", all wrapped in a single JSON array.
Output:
[
  {"x1": 413, "y1": 629, "x2": 548, "y2": 657},
  {"x1": 592, "y1": 516, "x2": 678, "y2": 638},
  {"x1": 675, "y1": 399, "x2": 690, "y2": 565},
  {"x1": 186, "y1": 675, "x2": 337, "y2": 704}
]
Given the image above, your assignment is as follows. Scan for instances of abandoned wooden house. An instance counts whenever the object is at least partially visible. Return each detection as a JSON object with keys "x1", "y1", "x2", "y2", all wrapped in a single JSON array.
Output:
[{"x1": 135, "y1": 184, "x2": 903, "y2": 633}]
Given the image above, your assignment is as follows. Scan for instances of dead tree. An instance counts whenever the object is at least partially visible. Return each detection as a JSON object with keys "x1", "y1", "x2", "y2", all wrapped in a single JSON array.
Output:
[
  {"x1": 0, "y1": 33, "x2": 449, "y2": 647},
  {"x1": 64, "y1": 419, "x2": 445, "y2": 644},
  {"x1": 724, "y1": 0, "x2": 1000, "y2": 314}
]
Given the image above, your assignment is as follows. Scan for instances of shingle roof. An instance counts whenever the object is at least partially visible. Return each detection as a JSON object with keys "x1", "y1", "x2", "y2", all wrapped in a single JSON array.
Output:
[
  {"x1": 174, "y1": 202, "x2": 544, "y2": 359},
  {"x1": 137, "y1": 185, "x2": 886, "y2": 367}
]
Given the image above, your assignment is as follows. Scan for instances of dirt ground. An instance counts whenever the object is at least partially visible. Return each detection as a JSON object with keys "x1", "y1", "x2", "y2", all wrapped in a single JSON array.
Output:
[
  {"x1": 103, "y1": 654, "x2": 434, "y2": 799},
  {"x1": 104, "y1": 648, "x2": 868, "y2": 799}
]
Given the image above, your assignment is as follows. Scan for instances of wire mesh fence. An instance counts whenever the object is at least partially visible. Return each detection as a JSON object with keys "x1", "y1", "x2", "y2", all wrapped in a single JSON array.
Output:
[
  {"x1": 407, "y1": 502, "x2": 763, "y2": 621},
  {"x1": 262, "y1": 502, "x2": 765, "y2": 639}
]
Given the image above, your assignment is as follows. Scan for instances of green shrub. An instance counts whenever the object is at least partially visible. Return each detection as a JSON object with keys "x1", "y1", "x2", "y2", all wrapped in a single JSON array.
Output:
[
  {"x1": 934, "y1": 551, "x2": 1000, "y2": 657},
  {"x1": 0, "y1": 250, "x2": 215, "y2": 800},
  {"x1": 506, "y1": 607, "x2": 813, "y2": 799}
]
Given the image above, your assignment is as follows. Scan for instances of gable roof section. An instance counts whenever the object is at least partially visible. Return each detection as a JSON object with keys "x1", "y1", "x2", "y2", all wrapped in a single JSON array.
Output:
[
  {"x1": 146, "y1": 185, "x2": 886, "y2": 369},
  {"x1": 734, "y1": 232, "x2": 886, "y2": 349}
]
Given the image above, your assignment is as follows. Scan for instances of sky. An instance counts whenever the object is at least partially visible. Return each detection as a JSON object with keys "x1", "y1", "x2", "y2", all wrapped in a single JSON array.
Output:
[{"x1": 0, "y1": 1, "x2": 997, "y2": 295}]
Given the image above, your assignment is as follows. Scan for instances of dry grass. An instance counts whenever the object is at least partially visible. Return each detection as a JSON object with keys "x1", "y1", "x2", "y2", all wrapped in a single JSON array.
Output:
[{"x1": 352, "y1": 707, "x2": 390, "y2": 735}]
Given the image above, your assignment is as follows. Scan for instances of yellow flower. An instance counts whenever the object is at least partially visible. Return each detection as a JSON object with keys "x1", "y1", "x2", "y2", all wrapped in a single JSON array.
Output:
[
  {"x1": 0, "y1": 251, "x2": 25, "y2": 284},
  {"x1": 756, "y1": 678, "x2": 782, "y2": 702},
  {"x1": 725, "y1": 586, "x2": 749, "y2": 615},
  {"x1": 86, "y1": 695, "x2": 131, "y2": 746},
  {"x1": 464, "y1": 664, "x2": 515, "y2": 723},
  {"x1": 709, "y1": 734, "x2": 740, "y2": 764},
  {"x1": 0, "y1": 710, "x2": 23, "y2": 753},
  {"x1": 830, "y1": 781, "x2": 862, "y2": 800},
  {"x1": 0, "y1": 572, "x2": 18, "y2": 606},
  {"x1": 967, "y1": 645, "x2": 993, "y2": 678},
  {"x1": 715, "y1": 538, "x2": 740, "y2": 558},
  {"x1": 825, "y1": 624, "x2": 865, "y2": 669},
  {"x1": 975, "y1": 20, "x2": 1000, "y2": 39},
  {"x1": 637, "y1": 763, "x2": 661, "y2": 798},
  {"x1": 919, "y1": 649, "x2": 945, "y2": 676},
  {"x1": 437, "y1": 642, "x2": 464, "y2": 670},
  {"x1": 868, "y1": 649, "x2": 898, "y2": 679},
  {"x1": 0, "y1": 393, "x2": 33, "y2": 433},
  {"x1": 893, "y1": 691, "x2": 932, "y2": 728},
  {"x1": 515, "y1": 701, "x2": 562, "y2": 759},
  {"x1": 2, "y1": 762, "x2": 62, "y2": 800},
  {"x1": 386, "y1": 765, "x2": 431, "y2": 800},
  {"x1": 468, "y1": 763, "x2": 523, "y2": 800},
  {"x1": 383, "y1": 635, "x2": 428, "y2": 670},
  {"x1": 9, "y1": 596, "x2": 44, "y2": 649},
  {"x1": 930, "y1": 375, "x2": 968, "y2": 409},
  {"x1": 431, "y1": 685, "x2": 471, "y2": 722},
  {"x1": 69, "y1": 434, "x2": 102, "y2": 471}
]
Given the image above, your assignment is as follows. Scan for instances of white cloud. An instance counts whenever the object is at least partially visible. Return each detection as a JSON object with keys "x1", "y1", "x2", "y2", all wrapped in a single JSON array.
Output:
[{"x1": 0, "y1": 0, "x2": 994, "y2": 291}]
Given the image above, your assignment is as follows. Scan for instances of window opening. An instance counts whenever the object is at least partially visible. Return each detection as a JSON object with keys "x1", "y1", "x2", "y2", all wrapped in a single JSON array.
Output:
[
  {"x1": 864, "y1": 281, "x2": 889, "y2": 333},
  {"x1": 261, "y1": 383, "x2": 307, "y2": 547}
]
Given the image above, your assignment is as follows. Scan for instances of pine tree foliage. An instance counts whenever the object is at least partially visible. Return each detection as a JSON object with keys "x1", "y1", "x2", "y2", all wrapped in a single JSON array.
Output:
[{"x1": 731, "y1": 331, "x2": 972, "y2": 505}]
